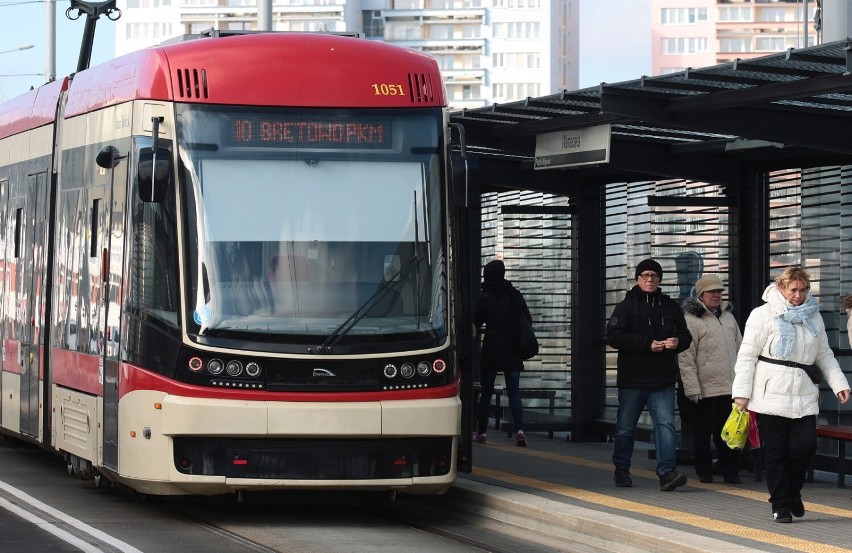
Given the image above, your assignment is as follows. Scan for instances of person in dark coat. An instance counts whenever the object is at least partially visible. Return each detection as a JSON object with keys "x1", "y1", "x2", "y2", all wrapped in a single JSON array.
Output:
[
  {"x1": 606, "y1": 258, "x2": 692, "y2": 491},
  {"x1": 473, "y1": 259, "x2": 532, "y2": 447}
]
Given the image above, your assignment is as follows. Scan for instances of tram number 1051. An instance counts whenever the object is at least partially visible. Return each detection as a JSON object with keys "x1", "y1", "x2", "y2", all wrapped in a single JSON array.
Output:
[{"x1": 372, "y1": 83, "x2": 405, "y2": 96}]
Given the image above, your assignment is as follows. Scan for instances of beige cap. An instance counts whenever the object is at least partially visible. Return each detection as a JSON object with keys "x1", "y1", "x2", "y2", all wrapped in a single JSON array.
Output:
[{"x1": 695, "y1": 274, "x2": 725, "y2": 297}]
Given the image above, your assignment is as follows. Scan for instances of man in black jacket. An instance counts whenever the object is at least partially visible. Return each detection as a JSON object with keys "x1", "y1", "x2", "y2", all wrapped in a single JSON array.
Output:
[{"x1": 606, "y1": 258, "x2": 692, "y2": 491}]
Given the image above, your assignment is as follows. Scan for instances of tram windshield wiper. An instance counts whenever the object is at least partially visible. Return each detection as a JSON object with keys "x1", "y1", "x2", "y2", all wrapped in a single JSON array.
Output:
[{"x1": 315, "y1": 255, "x2": 422, "y2": 353}]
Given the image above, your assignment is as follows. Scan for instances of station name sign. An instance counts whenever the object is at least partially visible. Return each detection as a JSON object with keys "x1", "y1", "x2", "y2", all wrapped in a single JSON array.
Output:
[{"x1": 534, "y1": 124, "x2": 611, "y2": 170}]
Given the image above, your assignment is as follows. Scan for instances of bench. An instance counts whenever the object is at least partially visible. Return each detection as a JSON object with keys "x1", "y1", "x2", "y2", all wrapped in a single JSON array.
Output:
[
  {"x1": 815, "y1": 425, "x2": 852, "y2": 488},
  {"x1": 473, "y1": 383, "x2": 561, "y2": 438}
]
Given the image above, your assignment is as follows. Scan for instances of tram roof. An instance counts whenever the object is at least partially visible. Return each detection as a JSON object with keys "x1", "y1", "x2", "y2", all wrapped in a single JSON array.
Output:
[{"x1": 449, "y1": 39, "x2": 852, "y2": 192}]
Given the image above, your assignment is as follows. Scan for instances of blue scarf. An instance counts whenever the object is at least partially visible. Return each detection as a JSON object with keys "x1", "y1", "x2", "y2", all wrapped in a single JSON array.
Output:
[{"x1": 771, "y1": 296, "x2": 820, "y2": 358}]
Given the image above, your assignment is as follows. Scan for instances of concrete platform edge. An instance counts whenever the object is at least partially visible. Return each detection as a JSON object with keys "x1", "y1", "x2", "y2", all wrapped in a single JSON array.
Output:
[{"x1": 450, "y1": 476, "x2": 765, "y2": 553}]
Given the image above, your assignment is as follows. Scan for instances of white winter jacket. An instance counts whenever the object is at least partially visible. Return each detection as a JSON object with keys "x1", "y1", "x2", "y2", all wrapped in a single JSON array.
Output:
[
  {"x1": 732, "y1": 284, "x2": 851, "y2": 419},
  {"x1": 679, "y1": 298, "x2": 742, "y2": 401}
]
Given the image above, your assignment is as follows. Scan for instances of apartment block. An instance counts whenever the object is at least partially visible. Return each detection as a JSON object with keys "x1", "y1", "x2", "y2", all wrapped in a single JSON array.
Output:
[{"x1": 651, "y1": 0, "x2": 817, "y2": 75}]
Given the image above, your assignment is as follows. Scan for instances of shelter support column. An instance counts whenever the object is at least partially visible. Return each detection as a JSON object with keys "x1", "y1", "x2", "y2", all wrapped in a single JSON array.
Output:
[
  {"x1": 730, "y1": 167, "x2": 768, "y2": 323},
  {"x1": 570, "y1": 184, "x2": 605, "y2": 442}
]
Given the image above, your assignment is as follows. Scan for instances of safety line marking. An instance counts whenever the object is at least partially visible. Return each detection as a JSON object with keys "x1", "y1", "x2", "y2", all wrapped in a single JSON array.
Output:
[
  {"x1": 0, "y1": 479, "x2": 144, "y2": 553},
  {"x1": 485, "y1": 443, "x2": 852, "y2": 518},
  {"x1": 474, "y1": 445, "x2": 852, "y2": 553},
  {"x1": 474, "y1": 467, "x2": 851, "y2": 553}
]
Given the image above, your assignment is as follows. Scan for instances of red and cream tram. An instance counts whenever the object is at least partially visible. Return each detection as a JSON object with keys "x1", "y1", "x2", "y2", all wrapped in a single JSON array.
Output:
[{"x1": 0, "y1": 30, "x2": 460, "y2": 496}]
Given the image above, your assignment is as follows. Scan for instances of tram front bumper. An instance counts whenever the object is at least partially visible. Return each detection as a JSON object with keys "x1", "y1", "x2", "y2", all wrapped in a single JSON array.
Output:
[{"x1": 116, "y1": 391, "x2": 460, "y2": 495}]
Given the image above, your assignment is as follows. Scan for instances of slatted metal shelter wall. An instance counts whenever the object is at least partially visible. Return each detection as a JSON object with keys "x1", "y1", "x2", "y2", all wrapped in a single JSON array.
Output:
[
  {"x1": 767, "y1": 166, "x2": 852, "y2": 427},
  {"x1": 603, "y1": 181, "x2": 653, "y2": 426},
  {"x1": 479, "y1": 191, "x2": 573, "y2": 421},
  {"x1": 603, "y1": 180, "x2": 729, "y2": 440}
]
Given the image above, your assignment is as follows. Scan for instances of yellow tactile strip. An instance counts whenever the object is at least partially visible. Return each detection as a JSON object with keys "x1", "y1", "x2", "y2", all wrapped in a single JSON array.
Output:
[{"x1": 474, "y1": 444, "x2": 852, "y2": 553}]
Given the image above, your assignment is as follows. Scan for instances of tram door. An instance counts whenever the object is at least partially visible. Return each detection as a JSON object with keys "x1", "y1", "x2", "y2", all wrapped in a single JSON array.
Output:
[
  {"x1": 88, "y1": 185, "x2": 113, "y2": 467},
  {"x1": 99, "y1": 159, "x2": 127, "y2": 471},
  {"x1": 18, "y1": 173, "x2": 49, "y2": 438}
]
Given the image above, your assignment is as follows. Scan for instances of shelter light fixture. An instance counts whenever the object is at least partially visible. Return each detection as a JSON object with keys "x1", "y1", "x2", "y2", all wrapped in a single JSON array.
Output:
[{"x1": 724, "y1": 139, "x2": 784, "y2": 152}]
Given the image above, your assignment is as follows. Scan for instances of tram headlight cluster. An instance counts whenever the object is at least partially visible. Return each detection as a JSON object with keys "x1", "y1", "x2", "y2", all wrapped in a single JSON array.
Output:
[
  {"x1": 188, "y1": 356, "x2": 262, "y2": 378},
  {"x1": 225, "y1": 360, "x2": 242, "y2": 376},
  {"x1": 383, "y1": 358, "x2": 446, "y2": 380}
]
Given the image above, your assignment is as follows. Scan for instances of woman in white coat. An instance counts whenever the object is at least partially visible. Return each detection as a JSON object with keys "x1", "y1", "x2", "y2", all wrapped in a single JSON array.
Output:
[{"x1": 732, "y1": 267, "x2": 850, "y2": 524}]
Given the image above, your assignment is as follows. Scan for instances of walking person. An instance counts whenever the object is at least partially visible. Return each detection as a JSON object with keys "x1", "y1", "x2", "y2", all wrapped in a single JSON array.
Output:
[
  {"x1": 733, "y1": 267, "x2": 850, "y2": 523},
  {"x1": 679, "y1": 274, "x2": 743, "y2": 484},
  {"x1": 473, "y1": 260, "x2": 532, "y2": 447},
  {"x1": 607, "y1": 258, "x2": 692, "y2": 491}
]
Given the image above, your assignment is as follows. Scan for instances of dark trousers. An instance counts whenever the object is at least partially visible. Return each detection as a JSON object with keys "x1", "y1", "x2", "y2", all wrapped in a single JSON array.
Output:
[
  {"x1": 477, "y1": 368, "x2": 523, "y2": 434},
  {"x1": 694, "y1": 395, "x2": 739, "y2": 479},
  {"x1": 757, "y1": 413, "x2": 817, "y2": 511}
]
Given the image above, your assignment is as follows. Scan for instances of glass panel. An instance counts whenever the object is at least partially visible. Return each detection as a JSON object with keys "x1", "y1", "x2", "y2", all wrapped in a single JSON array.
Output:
[
  {"x1": 604, "y1": 180, "x2": 729, "y2": 440},
  {"x1": 768, "y1": 166, "x2": 852, "y2": 433},
  {"x1": 604, "y1": 181, "x2": 653, "y2": 427},
  {"x1": 480, "y1": 191, "x2": 573, "y2": 423}
]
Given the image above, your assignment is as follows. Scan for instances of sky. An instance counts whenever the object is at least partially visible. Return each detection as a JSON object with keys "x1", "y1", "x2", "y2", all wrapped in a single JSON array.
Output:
[
  {"x1": 578, "y1": 0, "x2": 652, "y2": 88},
  {"x1": 0, "y1": 0, "x2": 116, "y2": 102},
  {"x1": 0, "y1": 0, "x2": 651, "y2": 102}
]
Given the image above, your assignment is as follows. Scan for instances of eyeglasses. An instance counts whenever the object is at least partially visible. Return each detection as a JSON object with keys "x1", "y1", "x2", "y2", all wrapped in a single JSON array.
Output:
[{"x1": 638, "y1": 273, "x2": 660, "y2": 281}]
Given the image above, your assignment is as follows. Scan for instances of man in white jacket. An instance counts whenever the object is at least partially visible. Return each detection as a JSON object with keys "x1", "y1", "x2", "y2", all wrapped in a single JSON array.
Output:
[
  {"x1": 680, "y1": 274, "x2": 743, "y2": 484},
  {"x1": 732, "y1": 267, "x2": 850, "y2": 523}
]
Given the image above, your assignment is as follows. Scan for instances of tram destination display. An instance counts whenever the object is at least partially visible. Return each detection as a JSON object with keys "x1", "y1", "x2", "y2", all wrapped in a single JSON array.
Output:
[{"x1": 228, "y1": 117, "x2": 392, "y2": 149}]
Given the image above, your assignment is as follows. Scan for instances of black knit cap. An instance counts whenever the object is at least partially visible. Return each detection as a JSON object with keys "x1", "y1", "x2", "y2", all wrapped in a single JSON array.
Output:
[
  {"x1": 483, "y1": 259, "x2": 506, "y2": 281},
  {"x1": 634, "y1": 258, "x2": 663, "y2": 280}
]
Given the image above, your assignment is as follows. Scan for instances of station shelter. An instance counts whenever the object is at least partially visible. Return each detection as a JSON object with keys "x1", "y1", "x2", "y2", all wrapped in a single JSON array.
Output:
[{"x1": 450, "y1": 39, "x2": 852, "y2": 476}]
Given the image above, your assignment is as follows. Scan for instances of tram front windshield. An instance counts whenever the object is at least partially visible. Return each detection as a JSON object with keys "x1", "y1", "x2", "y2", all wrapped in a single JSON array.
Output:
[{"x1": 176, "y1": 106, "x2": 448, "y2": 351}]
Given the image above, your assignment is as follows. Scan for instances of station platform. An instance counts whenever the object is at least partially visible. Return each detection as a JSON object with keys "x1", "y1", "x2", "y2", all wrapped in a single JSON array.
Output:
[{"x1": 439, "y1": 432, "x2": 852, "y2": 553}]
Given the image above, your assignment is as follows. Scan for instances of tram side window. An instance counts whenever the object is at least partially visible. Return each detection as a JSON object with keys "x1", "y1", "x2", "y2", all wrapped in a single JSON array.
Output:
[{"x1": 128, "y1": 184, "x2": 179, "y2": 329}]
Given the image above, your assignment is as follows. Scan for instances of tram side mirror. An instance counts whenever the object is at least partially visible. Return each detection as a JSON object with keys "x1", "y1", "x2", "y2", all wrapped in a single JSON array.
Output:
[
  {"x1": 137, "y1": 147, "x2": 172, "y2": 203},
  {"x1": 448, "y1": 123, "x2": 477, "y2": 208}
]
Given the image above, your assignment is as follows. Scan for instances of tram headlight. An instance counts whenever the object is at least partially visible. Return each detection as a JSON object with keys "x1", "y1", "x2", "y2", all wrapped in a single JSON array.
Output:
[
  {"x1": 400, "y1": 362, "x2": 415, "y2": 378},
  {"x1": 208, "y1": 358, "x2": 224, "y2": 375},
  {"x1": 383, "y1": 364, "x2": 398, "y2": 378},
  {"x1": 188, "y1": 356, "x2": 204, "y2": 372},
  {"x1": 226, "y1": 360, "x2": 243, "y2": 376},
  {"x1": 433, "y1": 359, "x2": 447, "y2": 373},
  {"x1": 245, "y1": 361, "x2": 261, "y2": 377},
  {"x1": 416, "y1": 361, "x2": 431, "y2": 377}
]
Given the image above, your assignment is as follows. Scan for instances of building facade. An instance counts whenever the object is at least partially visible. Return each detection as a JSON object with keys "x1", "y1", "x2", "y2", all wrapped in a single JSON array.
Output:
[
  {"x1": 114, "y1": 0, "x2": 579, "y2": 110},
  {"x1": 651, "y1": 0, "x2": 818, "y2": 75}
]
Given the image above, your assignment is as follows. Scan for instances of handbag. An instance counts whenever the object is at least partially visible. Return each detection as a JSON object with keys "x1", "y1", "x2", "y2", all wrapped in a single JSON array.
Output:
[
  {"x1": 747, "y1": 411, "x2": 760, "y2": 449},
  {"x1": 801, "y1": 363, "x2": 823, "y2": 385},
  {"x1": 514, "y1": 288, "x2": 539, "y2": 360},
  {"x1": 721, "y1": 403, "x2": 749, "y2": 450}
]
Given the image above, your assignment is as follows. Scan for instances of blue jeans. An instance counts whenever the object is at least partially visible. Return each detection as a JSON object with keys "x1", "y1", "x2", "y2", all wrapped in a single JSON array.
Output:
[
  {"x1": 612, "y1": 386, "x2": 678, "y2": 476},
  {"x1": 477, "y1": 370, "x2": 524, "y2": 434}
]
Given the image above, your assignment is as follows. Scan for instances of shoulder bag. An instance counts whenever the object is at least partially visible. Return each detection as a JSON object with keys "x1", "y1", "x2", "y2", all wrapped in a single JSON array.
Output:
[{"x1": 514, "y1": 288, "x2": 539, "y2": 360}]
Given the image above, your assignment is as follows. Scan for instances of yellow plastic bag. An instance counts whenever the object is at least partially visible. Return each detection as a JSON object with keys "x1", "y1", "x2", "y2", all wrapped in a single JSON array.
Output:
[{"x1": 721, "y1": 403, "x2": 749, "y2": 450}]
